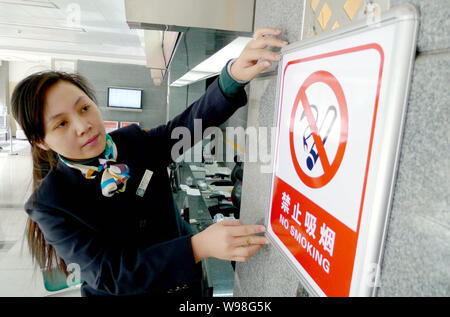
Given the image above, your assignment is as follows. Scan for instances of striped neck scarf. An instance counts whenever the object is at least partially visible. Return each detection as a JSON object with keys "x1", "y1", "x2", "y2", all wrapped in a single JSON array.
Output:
[{"x1": 58, "y1": 134, "x2": 130, "y2": 197}]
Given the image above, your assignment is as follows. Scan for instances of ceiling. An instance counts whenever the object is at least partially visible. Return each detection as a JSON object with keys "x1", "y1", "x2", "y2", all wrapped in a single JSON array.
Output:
[{"x1": 0, "y1": 0, "x2": 146, "y2": 64}]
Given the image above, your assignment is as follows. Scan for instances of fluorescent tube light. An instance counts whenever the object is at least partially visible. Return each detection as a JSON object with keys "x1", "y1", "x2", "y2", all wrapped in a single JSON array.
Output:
[
  {"x1": 0, "y1": 21, "x2": 86, "y2": 32},
  {"x1": 170, "y1": 36, "x2": 252, "y2": 87},
  {"x1": 0, "y1": 0, "x2": 58, "y2": 9}
]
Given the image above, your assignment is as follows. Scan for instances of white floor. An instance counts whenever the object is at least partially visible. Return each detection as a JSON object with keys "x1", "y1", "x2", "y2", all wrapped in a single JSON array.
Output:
[{"x1": 0, "y1": 140, "x2": 81, "y2": 296}]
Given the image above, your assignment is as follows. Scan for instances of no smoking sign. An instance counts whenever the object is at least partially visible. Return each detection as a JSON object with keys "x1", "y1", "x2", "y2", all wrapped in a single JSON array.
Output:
[
  {"x1": 268, "y1": 43, "x2": 385, "y2": 296},
  {"x1": 266, "y1": 6, "x2": 419, "y2": 297}
]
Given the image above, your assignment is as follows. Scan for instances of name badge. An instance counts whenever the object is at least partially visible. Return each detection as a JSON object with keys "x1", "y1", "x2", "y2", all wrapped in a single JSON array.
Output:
[{"x1": 136, "y1": 169, "x2": 153, "y2": 197}]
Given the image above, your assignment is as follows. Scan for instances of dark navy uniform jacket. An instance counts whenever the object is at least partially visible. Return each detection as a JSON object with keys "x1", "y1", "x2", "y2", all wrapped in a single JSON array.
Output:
[{"x1": 25, "y1": 78, "x2": 247, "y2": 296}]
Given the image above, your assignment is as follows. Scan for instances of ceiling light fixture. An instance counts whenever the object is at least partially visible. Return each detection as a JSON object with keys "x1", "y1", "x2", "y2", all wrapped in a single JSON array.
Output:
[
  {"x1": 0, "y1": 21, "x2": 86, "y2": 33},
  {"x1": 170, "y1": 36, "x2": 252, "y2": 87},
  {"x1": 0, "y1": 0, "x2": 58, "y2": 9}
]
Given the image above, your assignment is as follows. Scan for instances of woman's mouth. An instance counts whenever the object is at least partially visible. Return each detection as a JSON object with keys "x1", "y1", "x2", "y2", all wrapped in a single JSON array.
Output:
[{"x1": 83, "y1": 134, "x2": 99, "y2": 148}]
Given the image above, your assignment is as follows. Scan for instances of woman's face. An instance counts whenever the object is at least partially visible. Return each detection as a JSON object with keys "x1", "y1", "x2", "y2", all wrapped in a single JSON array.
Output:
[{"x1": 38, "y1": 80, "x2": 106, "y2": 161}]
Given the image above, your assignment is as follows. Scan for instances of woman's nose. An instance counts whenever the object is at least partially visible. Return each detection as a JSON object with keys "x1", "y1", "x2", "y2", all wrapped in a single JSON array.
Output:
[{"x1": 73, "y1": 116, "x2": 91, "y2": 136}]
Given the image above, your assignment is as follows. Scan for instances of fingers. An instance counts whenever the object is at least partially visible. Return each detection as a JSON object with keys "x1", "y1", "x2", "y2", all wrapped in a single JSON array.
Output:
[
  {"x1": 202, "y1": 221, "x2": 268, "y2": 262},
  {"x1": 221, "y1": 220, "x2": 266, "y2": 236},
  {"x1": 253, "y1": 27, "x2": 282, "y2": 40},
  {"x1": 230, "y1": 26, "x2": 288, "y2": 82},
  {"x1": 247, "y1": 36, "x2": 288, "y2": 50},
  {"x1": 233, "y1": 235, "x2": 269, "y2": 247},
  {"x1": 243, "y1": 48, "x2": 281, "y2": 63},
  {"x1": 221, "y1": 219, "x2": 243, "y2": 226},
  {"x1": 233, "y1": 244, "x2": 265, "y2": 262},
  {"x1": 227, "y1": 223, "x2": 266, "y2": 237}
]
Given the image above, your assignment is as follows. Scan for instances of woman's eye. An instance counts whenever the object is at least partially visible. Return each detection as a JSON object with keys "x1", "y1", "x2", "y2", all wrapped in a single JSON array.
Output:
[
  {"x1": 81, "y1": 105, "x2": 90, "y2": 112},
  {"x1": 56, "y1": 121, "x2": 67, "y2": 129}
]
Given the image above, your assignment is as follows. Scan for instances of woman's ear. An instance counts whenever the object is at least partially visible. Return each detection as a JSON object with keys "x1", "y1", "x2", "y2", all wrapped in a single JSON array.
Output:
[{"x1": 35, "y1": 141, "x2": 50, "y2": 151}]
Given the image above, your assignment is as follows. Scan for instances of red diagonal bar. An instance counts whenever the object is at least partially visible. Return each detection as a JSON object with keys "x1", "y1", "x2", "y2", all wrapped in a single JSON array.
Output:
[{"x1": 299, "y1": 87, "x2": 331, "y2": 172}]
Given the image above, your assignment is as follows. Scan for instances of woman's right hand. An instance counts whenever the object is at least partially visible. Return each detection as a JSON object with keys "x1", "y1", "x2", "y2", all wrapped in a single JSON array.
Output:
[
  {"x1": 191, "y1": 219, "x2": 269, "y2": 263},
  {"x1": 230, "y1": 27, "x2": 288, "y2": 82}
]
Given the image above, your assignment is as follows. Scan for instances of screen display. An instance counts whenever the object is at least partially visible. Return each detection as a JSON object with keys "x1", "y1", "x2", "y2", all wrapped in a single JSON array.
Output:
[{"x1": 107, "y1": 87, "x2": 142, "y2": 109}]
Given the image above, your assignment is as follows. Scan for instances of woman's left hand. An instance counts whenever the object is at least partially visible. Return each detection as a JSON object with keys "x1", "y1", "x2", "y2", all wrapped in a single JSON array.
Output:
[{"x1": 230, "y1": 27, "x2": 288, "y2": 82}]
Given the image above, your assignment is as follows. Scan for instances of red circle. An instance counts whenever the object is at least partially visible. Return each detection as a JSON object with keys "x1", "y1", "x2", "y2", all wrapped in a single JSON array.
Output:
[{"x1": 289, "y1": 70, "x2": 348, "y2": 188}]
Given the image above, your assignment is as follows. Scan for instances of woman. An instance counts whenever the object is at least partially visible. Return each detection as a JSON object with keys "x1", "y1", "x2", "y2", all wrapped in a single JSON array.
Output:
[{"x1": 11, "y1": 28, "x2": 287, "y2": 296}]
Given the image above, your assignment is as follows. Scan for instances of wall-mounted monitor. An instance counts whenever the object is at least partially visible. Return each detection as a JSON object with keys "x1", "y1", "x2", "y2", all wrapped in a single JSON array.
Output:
[{"x1": 107, "y1": 87, "x2": 143, "y2": 110}]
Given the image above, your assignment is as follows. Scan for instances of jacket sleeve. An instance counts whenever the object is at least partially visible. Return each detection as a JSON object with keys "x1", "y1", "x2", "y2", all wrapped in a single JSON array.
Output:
[
  {"x1": 27, "y1": 203, "x2": 201, "y2": 296},
  {"x1": 141, "y1": 77, "x2": 247, "y2": 166}
]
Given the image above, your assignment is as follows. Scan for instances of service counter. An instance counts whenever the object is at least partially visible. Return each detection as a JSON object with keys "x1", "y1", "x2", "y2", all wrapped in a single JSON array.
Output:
[{"x1": 173, "y1": 163, "x2": 235, "y2": 297}]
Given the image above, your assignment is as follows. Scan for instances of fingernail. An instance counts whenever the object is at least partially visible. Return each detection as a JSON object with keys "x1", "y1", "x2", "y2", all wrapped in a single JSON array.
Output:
[
  {"x1": 264, "y1": 61, "x2": 271, "y2": 67},
  {"x1": 276, "y1": 54, "x2": 281, "y2": 60},
  {"x1": 260, "y1": 226, "x2": 266, "y2": 232}
]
